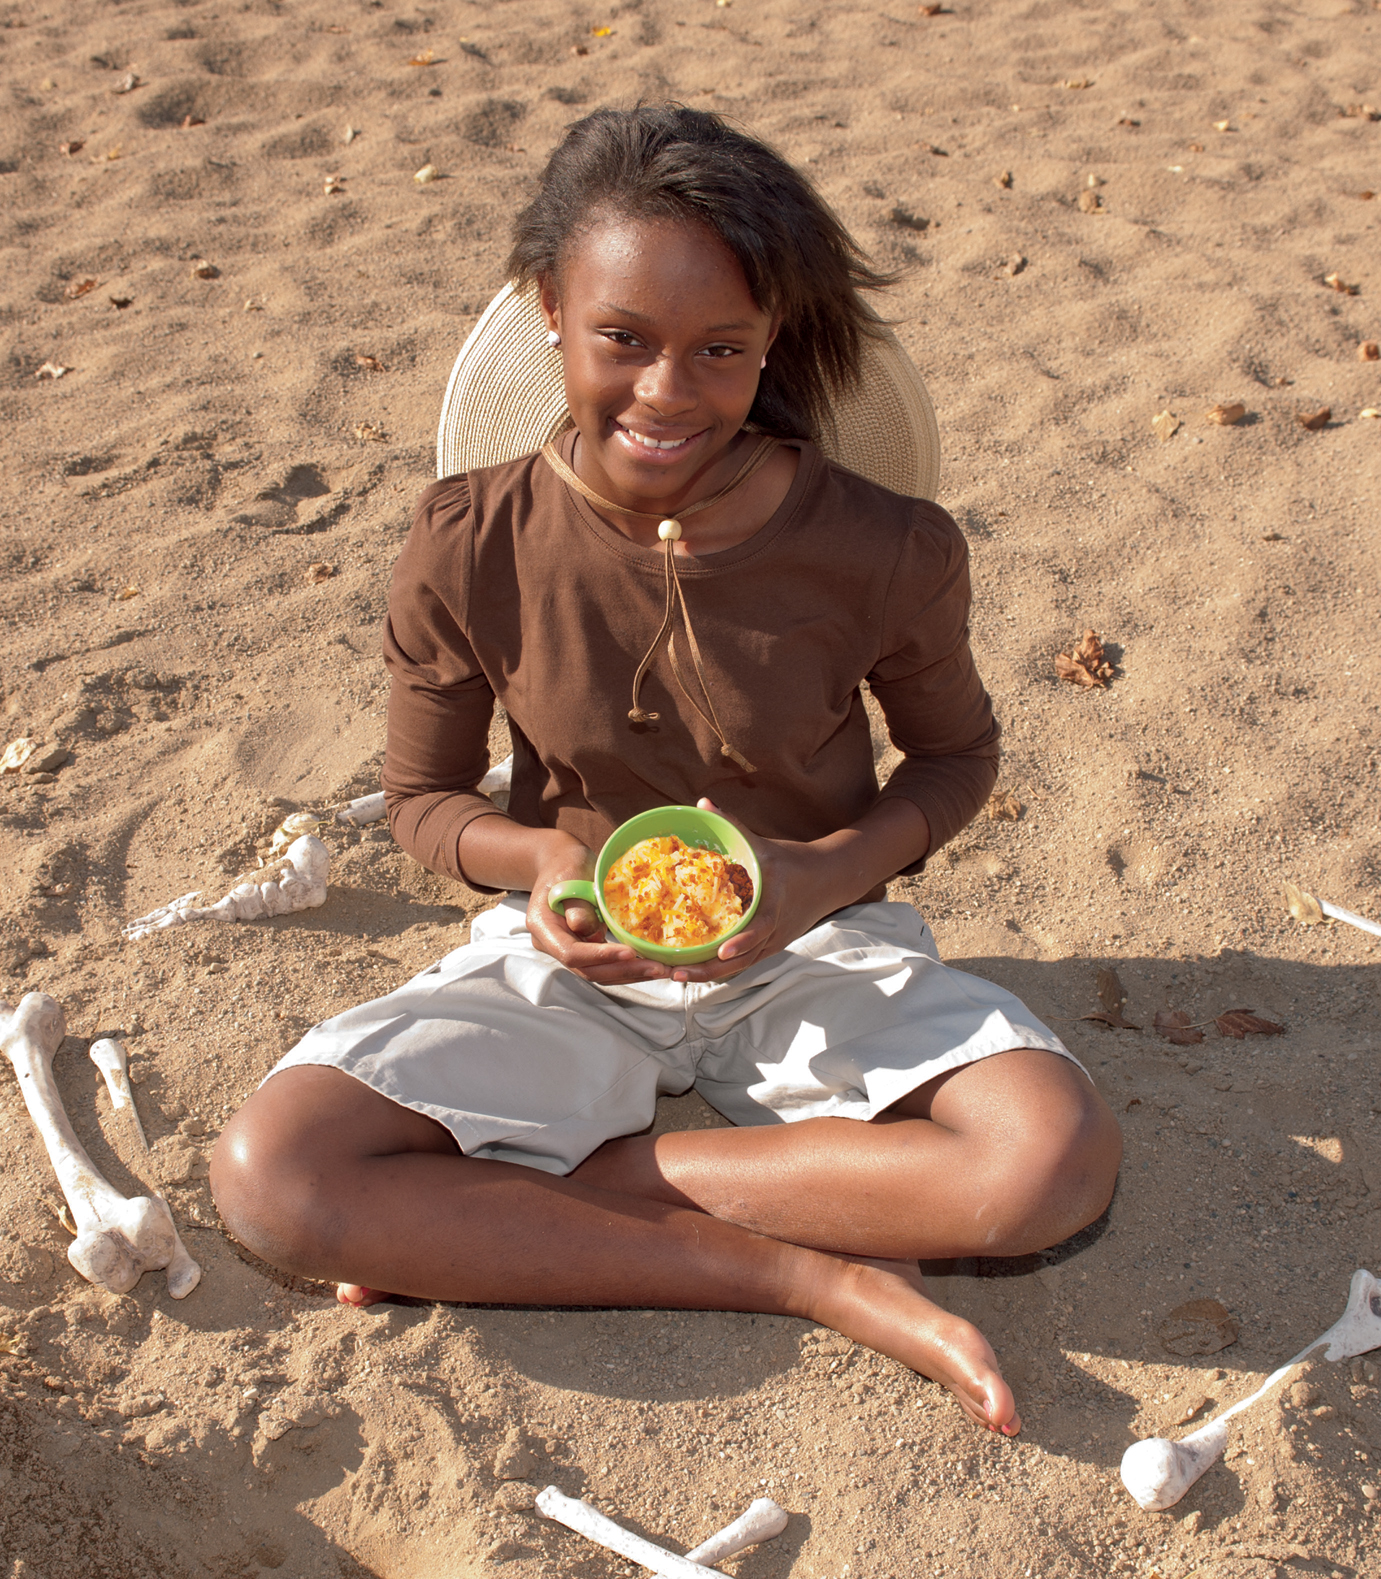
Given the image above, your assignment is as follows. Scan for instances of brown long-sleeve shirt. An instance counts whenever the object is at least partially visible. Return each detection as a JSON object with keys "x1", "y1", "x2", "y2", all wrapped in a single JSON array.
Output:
[{"x1": 382, "y1": 437, "x2": 1000, "y2": 902}]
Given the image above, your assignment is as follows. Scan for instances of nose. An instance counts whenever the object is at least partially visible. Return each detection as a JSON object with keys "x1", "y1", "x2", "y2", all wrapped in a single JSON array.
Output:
[{"x1": 633, "y1": 352, "x2": 698, "y2": 419}]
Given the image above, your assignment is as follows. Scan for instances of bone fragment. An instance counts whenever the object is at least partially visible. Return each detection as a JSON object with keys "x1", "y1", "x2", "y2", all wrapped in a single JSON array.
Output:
[
  {"x1": 479, "y1": 753, "x2": 513, "y2": 795},
  {"x1": 88, "y1": 1037, "x2": 148, "y2": 1149},
  {"x1": 536, "y1": 1486, "x2": 785, "y2": 1577},
  {"x1": 1121, "y1": 1268, "x2": 1381, "y2": 1510},
  {"x1": 1284, "y1": 882, "x2": 1381, "y2": 938},
  {"x1": 123, "y1": 833, "x2": 329, "y2": 939},
  {"x1": 270, "y1": 811, "x2": 320, "y2": 855},
  {"x1": 336, "y1": 791, "x2": 386, "y2": 826},
  {"x1": 1, "y1": 994, "x2": 200, "y2": 1299},
  {"x1": 682, "y1": 1498, "x2": 789, "y2": 1565}
]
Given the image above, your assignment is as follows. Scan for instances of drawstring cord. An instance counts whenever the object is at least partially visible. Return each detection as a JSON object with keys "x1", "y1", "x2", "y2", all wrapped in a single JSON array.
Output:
[{"x1": 541, "y1": 435, "x2": 778, "y2": 774}]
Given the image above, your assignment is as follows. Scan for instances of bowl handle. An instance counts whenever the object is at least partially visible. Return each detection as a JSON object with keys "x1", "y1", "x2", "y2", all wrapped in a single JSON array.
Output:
[{"x1": 546, "y1": 879, "x2": 599, "y2": 917}]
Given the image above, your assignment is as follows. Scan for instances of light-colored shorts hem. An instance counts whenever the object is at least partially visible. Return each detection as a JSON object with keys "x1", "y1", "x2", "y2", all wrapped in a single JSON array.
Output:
[{"x1": 267, "y1": 897, "x2": 1080, "y2": 1176}]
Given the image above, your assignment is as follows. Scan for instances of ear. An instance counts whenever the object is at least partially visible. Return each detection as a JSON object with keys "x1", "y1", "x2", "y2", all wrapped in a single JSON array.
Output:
[
  {"x1": 762, "y1": 313, "x2": 784, "y2": 359},
  {"x1": 538, "y1": 276, "x2": 561, "y2": 337}
]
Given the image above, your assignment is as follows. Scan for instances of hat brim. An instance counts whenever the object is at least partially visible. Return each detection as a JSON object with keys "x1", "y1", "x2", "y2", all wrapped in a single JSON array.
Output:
[{"x1": 437, "y1": 283, "x2": 940, "y2": 499}]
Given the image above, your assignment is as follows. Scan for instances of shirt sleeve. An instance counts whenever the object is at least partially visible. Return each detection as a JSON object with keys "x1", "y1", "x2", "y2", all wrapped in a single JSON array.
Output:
[
  {"x1": 380, "y1": 477, "x2": 510, "y2": 889},
  {"x1": 867, "y1": 502, "x2": 1001, "y2": 871}
]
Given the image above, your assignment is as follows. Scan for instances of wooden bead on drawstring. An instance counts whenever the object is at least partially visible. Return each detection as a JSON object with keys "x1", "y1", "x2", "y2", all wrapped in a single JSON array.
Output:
[{"x1": 658, "y1": 518, "x2": 682, "y2": 541}]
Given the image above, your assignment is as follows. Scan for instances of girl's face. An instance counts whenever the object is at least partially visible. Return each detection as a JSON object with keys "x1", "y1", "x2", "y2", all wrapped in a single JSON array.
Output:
[{"x1": 540, "y1": 214, "x2": 779, "y2": 509}]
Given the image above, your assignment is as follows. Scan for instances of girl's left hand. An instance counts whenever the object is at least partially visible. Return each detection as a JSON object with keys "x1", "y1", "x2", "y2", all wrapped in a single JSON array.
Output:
[{"x1": 668, "y1": 798, "x2": 848, "y2": 983}]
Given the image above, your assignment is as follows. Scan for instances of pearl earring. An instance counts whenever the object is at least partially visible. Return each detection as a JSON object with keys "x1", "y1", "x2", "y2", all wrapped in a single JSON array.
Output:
[
  {"x1": 760, "y1": 356, "x2": 767, "y2": 369},
  {"x1": 547, "y1": 330, "x2": 562, "y2": 348}
]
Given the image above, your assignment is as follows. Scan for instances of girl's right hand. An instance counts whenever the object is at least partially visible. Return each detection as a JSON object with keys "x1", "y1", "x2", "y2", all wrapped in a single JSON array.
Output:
[{"x1": 526, "y1": 847, "x2": 672, "y2": 985}]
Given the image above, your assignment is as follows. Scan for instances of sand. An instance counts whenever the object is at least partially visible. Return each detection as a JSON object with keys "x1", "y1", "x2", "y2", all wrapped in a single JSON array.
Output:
[{"x1": 1, "y1": 0, "x2": 1379, "y2": 1575}]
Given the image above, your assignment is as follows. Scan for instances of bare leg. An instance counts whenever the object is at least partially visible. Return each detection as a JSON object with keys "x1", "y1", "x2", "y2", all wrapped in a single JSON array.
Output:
[
  {"x1": 213, "y1": 1064, "x2": 1098, "y2": 1433},
  {"x1": 573, "y1": 1048, "x2": 1121, "y2": 1259}
]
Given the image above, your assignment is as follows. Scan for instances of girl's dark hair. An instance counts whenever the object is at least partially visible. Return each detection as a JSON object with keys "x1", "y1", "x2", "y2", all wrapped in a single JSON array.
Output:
[{"x1": 507, "y1": 103, "x2": 895, "y2": 443}]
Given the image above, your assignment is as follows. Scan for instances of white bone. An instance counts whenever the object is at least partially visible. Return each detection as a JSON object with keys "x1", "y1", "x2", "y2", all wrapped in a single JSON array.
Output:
[
  {"x1": 536, "y1": 1486, "x2": 786, "y2": 1577},
  {"x1": 89, "y1": 1037, "x2": 148, "y2": 1149},
  {"x1": 682, "y1": 1498, "x2": 789, "y2": 1565},
  {"x1": 1, "y1": 994, "x2": 200, "y2": 1299},
  {"x1": 270, "y1": 810, "x2": 320, "y2": 855},
  {"x1": 1121, "y1": 1268, "x2": 1381, "y2": 1510},
  {"x1": 123, "y1": 833, "x2": 330, "y2": 939},
  {"x1": 336, "y1": 791, "x2": 386, "y2": 826},
  {"x1": 478, "y1": 753, "x2": 513, "y2": 795}
]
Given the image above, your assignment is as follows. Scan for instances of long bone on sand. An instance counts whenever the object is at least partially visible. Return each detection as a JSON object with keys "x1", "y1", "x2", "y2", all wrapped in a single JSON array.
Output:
[
  {"x1": 88, "y1": 1035, "x2": 148, "y2": 1150},
  {"x1": 122, "y1": 831, "x2": 329, "y2": 940},
  {"x1": 0, "y1": 993, "x2": 201, "y2": 1299},
  {"x1": 535, "y1": 1486, "x2": 788, "y2": 1577},
  {"x1": 1121, "y1": 1267, "x2": 1381, "y2": 1511}
]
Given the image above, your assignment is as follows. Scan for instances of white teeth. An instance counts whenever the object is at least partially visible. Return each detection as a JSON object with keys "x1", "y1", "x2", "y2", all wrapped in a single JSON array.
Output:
[{"x1": 624, "y1": 427, "x2": 689, "y2": 450}]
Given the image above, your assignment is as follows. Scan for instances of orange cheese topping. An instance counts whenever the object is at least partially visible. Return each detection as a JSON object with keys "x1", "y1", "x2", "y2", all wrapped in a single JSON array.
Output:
[{"x1": 603, "y1": 835, "x2": 750, "y2": 949}]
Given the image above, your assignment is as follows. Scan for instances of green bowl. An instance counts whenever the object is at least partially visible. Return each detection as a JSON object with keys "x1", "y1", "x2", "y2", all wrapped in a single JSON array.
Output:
[{"x1": 547, "y1": 805, "x2": 762, "y2": 964}]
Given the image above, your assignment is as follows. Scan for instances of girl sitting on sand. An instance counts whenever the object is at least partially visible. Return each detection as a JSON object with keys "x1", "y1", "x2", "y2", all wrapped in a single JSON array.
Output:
[{"x1": 212, "y1": 104, "x2": 1120, "y2": 1437}]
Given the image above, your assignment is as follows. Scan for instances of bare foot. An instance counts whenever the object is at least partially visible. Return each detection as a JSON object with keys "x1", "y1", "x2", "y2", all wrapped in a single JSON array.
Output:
[
  {"x1": 336, "y1": 1283, "x2": 390, "y2": 1308},
  {"x1": 808, "y1": 1254, "x2": 1021, "y2": 1435}
]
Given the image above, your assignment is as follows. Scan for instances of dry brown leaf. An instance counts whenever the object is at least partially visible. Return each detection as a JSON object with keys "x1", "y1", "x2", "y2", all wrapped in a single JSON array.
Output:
[
  {"x1": 1152, "y1": 409, "x2": 1181, "y2": 443},
  {"x1": 1359, "y1": 341, "x2": 1380, "y2": 362},
  {"x1": 1082, "y1": 967, "x2": 1139, "y2": 1030},
  {"x1": 1361, "y1": 190, "x2": 1376, "y2": 201},
  {"x1": 407, "y1": 48, "x2": 437, "y2": 65},
  {"x1": 1205, "y1": 403, "x2": 1246, "y2": 426},
  {"x1": 59, "y1": 139, "x2": 83, "y2": 156},
  {"x1": 1215, "y1": 1009, "x2": 1285, "y2": 1040},
  {"x1": 1056, "y1": 629, "x2": 1114, "y2": 689},
  {"x1": 1297, "y1": 407, "x2": 1331, "y2": 431},
  {"x1": 1124, "y1": 1096, "x2": 1141, "y2": 1112},
  {"x1": 33, "y1": 361, "x2": 69, "y2": 380},
  {"x1": 1323, "y1": 272, "x2": 1360, "y2": 295},
  {"x1": 353, "y1": 422, "x2": 387, "y2": 443},
  {"x1": 306, "y1": 562, "x2": 336, "y2": 584},
  {"x1": 985, "y1": 790, "x2": 1023, "y2": 822},
  {"x1": 323, "y1": 174, "x2": 345, "y2": 195},
  {"x1": 64, "y1": 277, "x2": 98, "y2": 299},
  {"x1": 355, "y1": 354, "x2": 384, "y2": 372},
  {"x1": 191, "y1": 260, "x2": 220, "y2": 279},
  {"x1": 1159, "y1": 1299, "x2": 1238, "y2": 1357},
  {"x1": 1078, "y1": 189, "x2": 1104, "y2": 214},
  {"x1": 1154, "y1": 1009, "x2": 1205, "y2": 1046},
  {"x1": 108, "y1": 295, "x2": 132, "y2": 309}
]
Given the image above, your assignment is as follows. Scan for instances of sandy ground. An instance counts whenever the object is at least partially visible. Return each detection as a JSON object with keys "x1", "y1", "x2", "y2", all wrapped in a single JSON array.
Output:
[{"x1": 2, "y1": 0, "x2": 1380, "y2": 1576}]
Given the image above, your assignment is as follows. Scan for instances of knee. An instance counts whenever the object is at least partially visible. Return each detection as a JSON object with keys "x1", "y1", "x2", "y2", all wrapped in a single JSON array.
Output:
[
  {"x1": 210, "y1": 1106, "x2": 337, "y2": 1276},
  {"x1": 981, "y1": 1078, "x2": 1122, "y2": 1256}
]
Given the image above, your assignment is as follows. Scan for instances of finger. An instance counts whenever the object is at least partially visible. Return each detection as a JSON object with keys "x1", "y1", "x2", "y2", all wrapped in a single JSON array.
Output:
[
  {"x1": 574, "y1": 961, "x2": 673, "y2": 985},
  {"x1": 671, "y1": 939, "x2": 772, "y2": 983},
  {"x1": 696, "y1": 796, "x2": 720, "y2": 813},
  {"x1": 558, "y1": 898, "x2": 602, "y2": 937}
]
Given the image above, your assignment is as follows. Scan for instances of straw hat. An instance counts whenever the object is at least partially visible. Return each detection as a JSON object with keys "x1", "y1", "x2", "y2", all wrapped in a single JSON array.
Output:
[{"x1": 437, "y1": 282, "x2": 941, "y2": 499}]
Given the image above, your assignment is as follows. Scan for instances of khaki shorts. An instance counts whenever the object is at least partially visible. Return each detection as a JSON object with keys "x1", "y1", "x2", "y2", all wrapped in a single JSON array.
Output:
[{"x1": 269, "y1": 898, "x2": 1076, "y2": 1176}]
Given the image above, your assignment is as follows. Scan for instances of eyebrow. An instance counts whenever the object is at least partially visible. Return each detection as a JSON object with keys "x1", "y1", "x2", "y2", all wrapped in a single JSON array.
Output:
[{"x1": 594, "y1": 302, "x2": 756, "y2": 334}]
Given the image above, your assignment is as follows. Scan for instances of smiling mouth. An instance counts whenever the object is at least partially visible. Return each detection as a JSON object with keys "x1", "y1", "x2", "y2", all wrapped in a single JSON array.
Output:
[{"x1": 615, "y1": 421, "x2": 703, "y2": 452}]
